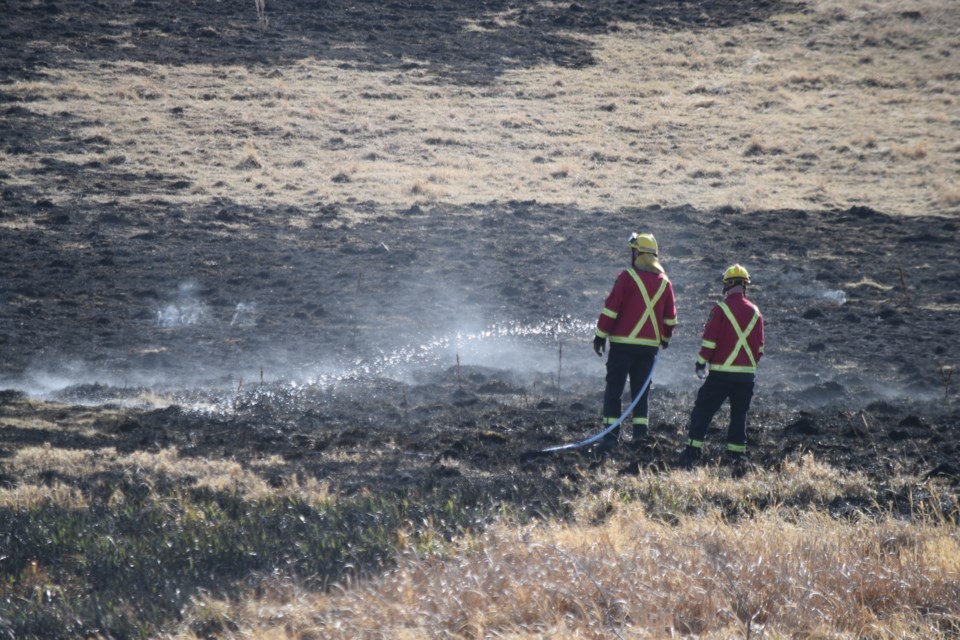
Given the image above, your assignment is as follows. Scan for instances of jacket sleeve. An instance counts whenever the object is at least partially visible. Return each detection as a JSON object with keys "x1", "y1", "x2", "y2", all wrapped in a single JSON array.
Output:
[
  {"x1": 696, "y1": 305, "x2": 722, "y2": 365},
  {"x1": 660, "y1": 281, "x2": 678, "y2": 343},
  {"x1": 754, "y1": 312, "x2": 764, "y2": 362},
  {"x1": 596, "y1": 273, "x2": 624, "y2": 338}
]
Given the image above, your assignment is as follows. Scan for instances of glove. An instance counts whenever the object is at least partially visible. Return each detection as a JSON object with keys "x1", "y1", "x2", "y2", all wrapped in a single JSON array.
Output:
[
  {"x1": 695, "y1": 362, "x2": 707, "y2": 380},
  {"x1": 660, "y1": 340, "x2": 669, "y2": 349},
  {"x1": 593, "y1": 336, "x2": 606, "y2": 357}
]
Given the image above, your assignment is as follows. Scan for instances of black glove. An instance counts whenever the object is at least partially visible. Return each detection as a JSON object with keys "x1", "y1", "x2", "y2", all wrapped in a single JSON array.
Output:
[
  {"x1": 695, "y1": 362, "x2": 706, "y2": 380},
  {"x1": 660, "y1": 340, "x2": 669, "y2": 349},
  {"x1": 593, "y1": 336, "x2": 606, "y2": 357}
]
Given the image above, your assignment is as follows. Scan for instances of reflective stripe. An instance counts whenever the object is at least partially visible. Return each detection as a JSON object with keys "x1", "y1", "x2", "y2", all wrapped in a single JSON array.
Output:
[
  {"x1": 632, "y1": 417, "x2": 649, "y2": 425},
  {"x1": 701, "y1": 339, "x2": 717, "y2": 349},
  {"x1": 595, "y1": 329, "x2": 609, "y2": 339},
  {"x1": 711, "y1": 364, "x2": 756, "y2": 373},
  {"x1": 664, "y1": 317, "x2": 678, "y2": 327},
  {"x1": 603, "y1": 416, "x2": 618, "y2": 425},
  {"x1": 727, "y1": 443, "x2": 747, "y2": 453},
  {"x1": 711, "y1": 302, "x2": 759, "y2": 373},
  {"x1": 625, "y1": 268, "x2": 668, "y2": 344},
  {"x1": 609, "y1": 336, "x2": 662, "y2": 345},
  {"x1": 687, "y1": 439, "x2": 704, "y2": 449},
  {"x1": 601, "y1": 307, "x2": 618, "y2": 319}
]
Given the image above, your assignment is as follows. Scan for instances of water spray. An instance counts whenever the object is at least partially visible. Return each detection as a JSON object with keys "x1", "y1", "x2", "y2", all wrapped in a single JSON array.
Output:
[
  {"x1": 304, "y1": 315, "x2": 594, "y2": 388},
  {"x1": 541, "y1": 354, "x2": 658, "y2": 453}
]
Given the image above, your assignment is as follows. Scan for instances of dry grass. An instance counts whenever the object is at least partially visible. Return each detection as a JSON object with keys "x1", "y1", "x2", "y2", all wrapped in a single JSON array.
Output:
[
  {"x1": 3, "y1": 0, "x2": 959, "y2": 636},
  {"x1": 165, "y1": 460, "x2": 959, "y2": 639},
  {"x1": 2, "y1": 413, "x2": 956, "y2": 639},
  {"x1": 3, "y1": 0, "x2": 957, "y2": 220},
  {"x1": 0, "y1": 443, "x2": 333, "y2": 507}
]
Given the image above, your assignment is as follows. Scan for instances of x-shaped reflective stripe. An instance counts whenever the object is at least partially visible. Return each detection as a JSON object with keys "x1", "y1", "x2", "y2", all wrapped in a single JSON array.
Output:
[
  {"x1": 718, "y1": 302, "x2": 759, "y2": 368},
  {"x1": 626, "y1": 269, "x2": 668, "y2": 343}
]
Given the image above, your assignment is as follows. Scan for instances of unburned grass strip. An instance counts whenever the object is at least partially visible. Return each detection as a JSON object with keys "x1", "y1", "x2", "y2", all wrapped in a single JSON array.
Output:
[{"x1": 0, "y1": 486, "x2": 485, "y2": 640}]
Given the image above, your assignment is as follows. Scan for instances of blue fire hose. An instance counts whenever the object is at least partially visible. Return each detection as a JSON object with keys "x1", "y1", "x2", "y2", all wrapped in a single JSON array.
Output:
[{"x1": 542, "y1": 354, "x2": 658, "y2": 452}]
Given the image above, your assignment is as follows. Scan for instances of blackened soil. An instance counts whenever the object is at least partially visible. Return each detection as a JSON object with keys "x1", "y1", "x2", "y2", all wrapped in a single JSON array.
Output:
[
  {"x1": 0, "y1": 0, "x2": 802, "y2": 85},
  {"x1": 0, "y1": 0, "x2": 957, "y2": 515},
  {"x1": 1, "y1": 199, "x2": 958, "y2": 514}
]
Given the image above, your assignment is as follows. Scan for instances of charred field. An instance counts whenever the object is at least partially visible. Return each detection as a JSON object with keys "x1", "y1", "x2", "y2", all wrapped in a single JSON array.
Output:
[{"x1": 1, "y1": 0, "x2": 959, "y2": 638}]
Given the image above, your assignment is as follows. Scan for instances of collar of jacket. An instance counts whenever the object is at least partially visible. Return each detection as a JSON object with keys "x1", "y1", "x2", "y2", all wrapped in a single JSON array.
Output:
[{"x1": 633, "y1": 253, "x2": 664, "y2": 274}]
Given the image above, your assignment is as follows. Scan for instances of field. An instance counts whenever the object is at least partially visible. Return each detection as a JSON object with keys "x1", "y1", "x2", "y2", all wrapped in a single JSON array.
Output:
[{"x1": 1, "y1": 0, "x2": 959, "y2": 638}]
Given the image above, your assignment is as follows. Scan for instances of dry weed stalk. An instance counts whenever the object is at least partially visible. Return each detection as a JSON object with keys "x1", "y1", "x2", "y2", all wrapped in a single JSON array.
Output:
[
  {"x1": 938, "y1": 364, "x2": 954, "y2": 401},
  {"x1": 897, "y1": 262, "x2": 911, "y2": 304},
  {"x1": 254, "y1": 0, "x2": 267, "y2": 29},
  {"x1": 555, "y1": 338, "x2": 563, "y2": 406},
  {"x1": 455, "y1": 352, "x2": 463, "y2": 394},
  {"x1": 234, "y1": 377, "x2": 244, "y2": 413}
]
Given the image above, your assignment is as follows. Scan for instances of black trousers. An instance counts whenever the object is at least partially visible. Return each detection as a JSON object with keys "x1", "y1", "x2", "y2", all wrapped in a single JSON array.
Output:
[
  {"x1": 687, "y1": 371, "x2": 755, "y2": 449},
  {"x1": 603, "y1": 343, "x2": 659, "y2": 439}
]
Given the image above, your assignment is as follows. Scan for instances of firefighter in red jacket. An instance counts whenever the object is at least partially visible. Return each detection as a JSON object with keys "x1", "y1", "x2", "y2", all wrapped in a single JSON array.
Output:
[
  {"x1": 679, "y1": 264, "x2": 764, "y2": 466},
  {"x1": 593, "y1": 232, "x2": 677, "y2": 453}
]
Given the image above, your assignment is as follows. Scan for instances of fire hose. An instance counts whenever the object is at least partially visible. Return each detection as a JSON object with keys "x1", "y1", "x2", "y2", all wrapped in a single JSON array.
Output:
[{"x1": 542, "y1": 354, "x2": 658, "y2": 452}]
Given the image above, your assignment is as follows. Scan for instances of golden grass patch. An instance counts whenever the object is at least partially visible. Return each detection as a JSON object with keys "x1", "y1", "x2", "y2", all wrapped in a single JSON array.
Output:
[
  {"x1": 3, "y1": 0, "x2": 956, "y2": 218},
  {"x1": 0, "y1": 482, "x2": 88, "y2": 509},
  {"x1": 0, "y1": 443, "x2": 340, "y2": 507},
  {"x1": 169, "y1": 477, "x2": 959, "y2": 639}
]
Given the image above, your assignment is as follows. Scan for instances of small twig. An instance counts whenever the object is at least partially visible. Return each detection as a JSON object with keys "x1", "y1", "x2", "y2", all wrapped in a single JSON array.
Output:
[
  {"x1": 938, "y1": 364, "x2": 954, "y2": 401},
  {"x1": 455, "y1": 352, "x2": 464, "y2": 427},
  {"x1": 254, "y1": 0, "x2": 267, "y2": 28},
  {"x1": 401, "y1": 386, "x2": 409, "y2": 420},
  {"x1": 234, "y1": 377, "x2": 244, "y2": 413},
  {"x1": 897, "y1": 262, "x2": 911, "y2": 304},
  {"x1": 259, "y1": 367, "x2": 264, "y2": 387},
  {"x1": 556, "y1": 338, "x2": 563, "y2": 406},
  {"x1": 455, "y1": 352, "x2": 463, "y2": 394}
]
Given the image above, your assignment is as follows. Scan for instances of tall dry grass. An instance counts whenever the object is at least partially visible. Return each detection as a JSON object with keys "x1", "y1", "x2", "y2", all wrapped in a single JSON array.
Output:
[{"x1": 166, "y1": 460, "x2": 960, "y2": 639}]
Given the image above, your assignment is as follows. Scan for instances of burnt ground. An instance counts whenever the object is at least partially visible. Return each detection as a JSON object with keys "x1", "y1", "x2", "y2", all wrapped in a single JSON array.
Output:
[
  {"x1": 0, "y1": 0, "x2": 801, "y2": 85},
  {"x1": 0, "y1": 200, "x2": 958, "y2": 508},
  {"x1": 0, "y1": 0, "x2": 958, "y2": 512}
]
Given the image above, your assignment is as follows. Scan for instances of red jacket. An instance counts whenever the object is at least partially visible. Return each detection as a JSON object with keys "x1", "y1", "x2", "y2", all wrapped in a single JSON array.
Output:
[
  {"x1": 697, "y1": 292, "x2": 764, "y2": 373},
  {"x1": 596, "y1": 268, "x2": 677, "y2": 347}
]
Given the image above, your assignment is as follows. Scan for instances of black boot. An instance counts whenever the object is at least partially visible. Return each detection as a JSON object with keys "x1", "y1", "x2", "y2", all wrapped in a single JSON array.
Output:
[
  {"x1": 723, "y1": 449, "x2": 749, "y2": 475},
  {"x1": 628, "y1": 425, "x2": 649, "y2": 449},
  {"x1": 594, "y1": 434, "x2": 618, "y2": 456},
  {"x1": 677, "y1": 445, "x2": 702, "y2": 468},
  {"x1": 723, "y1": 449, "x2": 746, "y2": 463}
]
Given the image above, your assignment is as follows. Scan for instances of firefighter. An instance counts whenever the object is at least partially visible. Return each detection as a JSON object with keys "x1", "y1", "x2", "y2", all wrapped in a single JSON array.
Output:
[
  {"x1": 593, "y1": 232, "x2": 677, "y2": 454},
  {"x1": 678, "y1": 264, "x2": 764, "y2": 467}
]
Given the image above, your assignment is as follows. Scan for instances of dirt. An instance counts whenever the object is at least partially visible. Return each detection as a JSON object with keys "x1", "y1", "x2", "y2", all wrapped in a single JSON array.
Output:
[
  {"x1": 1, "y1": 0, "x2": 959, "y2": 513},
  {"x1": 1, "y1": 0, "x2": 799, "y2": 85},
  {"x1": 1, "y1": 199, "x2": 957, "y2": 508}
]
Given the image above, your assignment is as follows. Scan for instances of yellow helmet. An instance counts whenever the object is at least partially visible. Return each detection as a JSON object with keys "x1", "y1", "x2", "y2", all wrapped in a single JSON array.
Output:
[
  {"x1": 722, "y1": 264, "x2": 751, "y2": 285},
  {"x1": 628, "y1": 232, "x2": 658, "y2": 256}
]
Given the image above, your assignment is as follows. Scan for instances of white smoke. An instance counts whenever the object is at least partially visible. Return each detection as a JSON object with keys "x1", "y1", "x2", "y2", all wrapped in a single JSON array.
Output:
[{"x1": 156, "y1": 282, "x2": 209, "y2": 327}]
